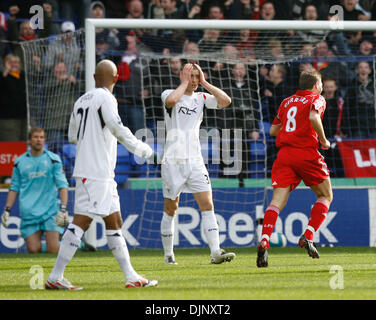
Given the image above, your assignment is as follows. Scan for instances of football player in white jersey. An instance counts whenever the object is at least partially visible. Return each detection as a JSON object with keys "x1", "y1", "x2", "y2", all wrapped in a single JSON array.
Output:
[
  {"x1": 160, "y1": 63, "x2": 236, "y2": 265},
  {"x1": 45, "y1": 60, "x2": 158, "y2": 290}
]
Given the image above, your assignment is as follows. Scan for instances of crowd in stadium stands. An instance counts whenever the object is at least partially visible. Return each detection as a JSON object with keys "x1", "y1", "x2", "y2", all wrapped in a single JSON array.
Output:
[{"x1": 1, "y1": 0, "x2": 376, "y2": 180}]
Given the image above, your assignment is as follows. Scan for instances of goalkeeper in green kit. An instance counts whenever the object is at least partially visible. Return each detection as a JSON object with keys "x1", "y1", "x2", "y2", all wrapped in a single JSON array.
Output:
[{"x1": 1, "y1": 127, "x2": 70, "y2": 253}]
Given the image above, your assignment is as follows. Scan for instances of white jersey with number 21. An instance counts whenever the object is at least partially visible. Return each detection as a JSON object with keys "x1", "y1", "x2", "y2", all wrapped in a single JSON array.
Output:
[{"x1": 68, "y1": 87, "x2": 152, "y2": 181}]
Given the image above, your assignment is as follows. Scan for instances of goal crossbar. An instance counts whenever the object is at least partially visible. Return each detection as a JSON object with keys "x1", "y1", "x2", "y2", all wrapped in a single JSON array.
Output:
[{"x1": 85, "y1": 18, "x2": 376, "y2": 90}]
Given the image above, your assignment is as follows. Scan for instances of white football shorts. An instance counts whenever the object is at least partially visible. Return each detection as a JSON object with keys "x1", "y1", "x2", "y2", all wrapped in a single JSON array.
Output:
[
  {"x1": 74, "y1": 177, "x2": 120, "y2": 219},
  {"x1": 161, "y1": 159, "x2": 212, "y2": 200}
]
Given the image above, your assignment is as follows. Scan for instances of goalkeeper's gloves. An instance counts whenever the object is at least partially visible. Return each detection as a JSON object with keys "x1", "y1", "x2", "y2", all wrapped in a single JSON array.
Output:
[
  {"x1": 55, "y1": 204, "x2": 69, "y2": 227},
  {"x1": 1, "y1": 207, "x2": 10, "y2": 228}
]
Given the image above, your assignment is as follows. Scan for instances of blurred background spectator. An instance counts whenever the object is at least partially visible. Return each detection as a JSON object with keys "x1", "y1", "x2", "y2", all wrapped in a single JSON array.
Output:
[
  {"x1": 43, "y1": 61, "x2": 79, "y2": 152},
  {"x1": 343, "y1": 61, "x2": 376, "y2": 139},
  {"x1": 0, "y1": 54, "x2": 27, "y2": 142}
]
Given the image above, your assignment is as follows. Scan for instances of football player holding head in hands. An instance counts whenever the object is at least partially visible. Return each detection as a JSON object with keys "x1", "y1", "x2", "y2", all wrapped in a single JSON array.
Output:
[{"x1": 160, "y1": 63, "x2": 236, "y2": 265}]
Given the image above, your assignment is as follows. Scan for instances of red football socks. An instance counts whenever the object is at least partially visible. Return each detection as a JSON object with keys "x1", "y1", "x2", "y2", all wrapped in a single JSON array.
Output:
[
  {"x1": 261, "y1": 205, "x2": 280, "y2": 246},
  {"x1": 304, "y1": 199, "x2": 330, "y2": 241}
]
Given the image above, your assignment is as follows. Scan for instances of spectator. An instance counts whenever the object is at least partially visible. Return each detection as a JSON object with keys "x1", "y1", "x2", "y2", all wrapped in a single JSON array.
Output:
[
  {"x1": 294, "y1": 4, "x2": 328, "y2": 44},
  {"x1": 255, "y1": 1, "x2": 292, "y2": 59},
  {"x1": 159, "y1": 0, "x2": 187, "y2": 50},
  {"x1": 7, "y1": 3, "x2": 53, "y2": 68},
  {"x1": 161, "y1": 57, "x2": 182, "y2": 91},
  {"x1": 250, "y1": 0, "x2": 267, "y2": 20},
  {"x1": 300, "y1": 42, "x2": 315, "y2": 57},
  {"x1": 59, "y1": 0, "x2": 91, "y2": 29},
  {"x1": 43, "y1": 61, "x2": 79, "y2": 152},
  {"x1": 115, "y1": 35, "x2": 151, "y2": 134},
  {"x1": 145, "y1": 0, "x2": 165, "y2": 19},
  {"x1": 118, "y1": 0, "x2": 147, "y2": 51},
  {"x1": 321, "y1": 77, "x2": 345, "y2": 177},
  {"x1": 132, "y1": 0, "x2": 186, "y2": 53},
  {"x1": 291, "y1": 0, "x2": 331, "y2": 20},
  {"x1": 1, "y1": 126, "x2": 69, "y2": 254},
  {"x1": 235, "y1": 29, "x2": 257, "y2": 61},
  {"x1": 0, "y1": 54, "x2": 27, "y2": 142},
  {"x1": 90, "y1": 1, "x2": 120, "y2": 64},
  {"x1": 183, "y1": 41, "x2": 201, "y2": 63},
  {"x1": 343, "y1": 61, "x2": 376, "y2": 138},
  {"x1": 263, "y1": 64, "x2": 290, "y2": 122},
  {"x1": 357, "y1": 38, "x2": 375, "y2": 56},
  {"x1": 44, "y1": 21, "x2": 82, "y2": 77},
  {"x1": 126, "y1": 0, "x2": 145, "y2": 18},
  {"x1": 206, "y1": 3, "x2": 225, "y2": 19},
  {"x1": 185, "y1": 0, "x2": 205, "y2": 42},
  {"x1": 160, "y1": 0, "x2": 187, "y2": 19},
  {"x1": 268, "y1": 38, "x2": 285, "y2": 61},
  {"x1": 346, "y1": 31, "x2": 363, "y2": 55},
  {"x1": 313, "y1": 40, "x2": 348, "y2": 88},
  {"x1": 260, "y1": 0, "x2": 275, "y2": 20},
  {"x1": 221, "y1": 63, "x2": 259, "y2": 183},
  {"x1": 342, "y1": 0, "x2": 367, "y2": 20},
  {"x1": 212, "y1": 45, "x2": 239, "y2": 77},
  {"x1": 322, "y1": 78, "x2": 346, "y2": 138},
  {"x1": 227, "y1": 0, "x2": 254, "y2": 19},
  {"x1": 186, "y1": 0, "x2": 205, "y2": 19},
  {"x1": 197, "y1": 29, "x2": 224, "y2": 54}
]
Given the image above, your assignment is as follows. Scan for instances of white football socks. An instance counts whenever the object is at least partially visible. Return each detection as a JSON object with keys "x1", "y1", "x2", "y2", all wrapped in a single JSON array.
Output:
[
  {"x1": 48, "y1": 223, "x2": 83, "y2": 281},
  {"x1": 106, "y1": 229, "x2": 139, "y2": 281},
  {"x1": 160, "y1": 212, "x2": 175, "y2": 257},
  {"x1": 201, "y1": 210, "x2": 221, "y2": 255}
]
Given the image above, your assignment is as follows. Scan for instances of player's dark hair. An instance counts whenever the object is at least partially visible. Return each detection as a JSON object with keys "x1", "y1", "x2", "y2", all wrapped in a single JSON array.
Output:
[
  {"x1": 28, "y1": 126, "x2": 45, "y2": 139},
  {"x1": 299, "y1": 70, "x2": 322, "y2": 90}
]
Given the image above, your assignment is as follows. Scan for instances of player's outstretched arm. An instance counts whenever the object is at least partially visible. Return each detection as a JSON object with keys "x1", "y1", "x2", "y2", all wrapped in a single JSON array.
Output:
[
  {"x1": 309, "y1": 109, "x2": 330, "y2": 149},
  {"x1": 164, "y1": 64, "x2": 192, "y2": 108},
  {"x1": 194, "y1": 64, "x2": 231, "y2": 108},
  {"x1": 106, "y1": 118, "x2": 153, "y2": 158}
]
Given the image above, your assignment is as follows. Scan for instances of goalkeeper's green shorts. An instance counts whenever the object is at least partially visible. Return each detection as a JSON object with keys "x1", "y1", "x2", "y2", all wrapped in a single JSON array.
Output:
[{"x1": 20, "y1": 215, "x2": 64, "y2": 239}]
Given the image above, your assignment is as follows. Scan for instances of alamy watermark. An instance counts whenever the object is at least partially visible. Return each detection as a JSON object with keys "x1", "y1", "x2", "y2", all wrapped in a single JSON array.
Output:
[
  {"x1": 29, "y1": 265, "x2": 44, "y2": 290},
  {"x1": 329, "y1": 265, "x2": 344, "y2": 290},
  {"x1": 29, "y1": 5, "x2": 44, "y2": 30},
  {"x1": 133, "y1": 121, "x2": 246, "y2": 176}
]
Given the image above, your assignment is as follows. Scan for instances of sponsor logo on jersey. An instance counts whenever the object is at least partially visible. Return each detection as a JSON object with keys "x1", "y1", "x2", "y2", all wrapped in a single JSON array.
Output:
[
  {"x1": 178, "y1": 106, "x2": 197, "y2": 115},
  {"x1": 28, "y1": 170, "x2": 47, "y2": 179}
]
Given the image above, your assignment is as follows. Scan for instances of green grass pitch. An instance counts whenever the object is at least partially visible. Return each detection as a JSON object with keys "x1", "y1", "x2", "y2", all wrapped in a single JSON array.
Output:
[{"x1": 1, "y1": 247, "x2": 376, "y2": 300}]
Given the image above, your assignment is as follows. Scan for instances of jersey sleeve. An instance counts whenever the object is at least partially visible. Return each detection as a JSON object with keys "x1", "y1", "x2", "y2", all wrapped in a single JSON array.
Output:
[
  {"x1": 49, "y1": 153, "x2": 69, "y2": 190},
  {"x1": 68, "y1": 111, "x2": 78, "y2": 144},
  {"x1": 9, "y1": 159, "x2": 21, "y2": 193},
  {"x1": 161, "y1": 89, "x2": 174, "y2": 106},
  {"x1": 101, "y1": 94, "x2": 153, "y2": 159},
  {"x1": 272, "y1": 115, "x2": 282, "y2": 126},
  {"x1": 311, "y1": 95, "x2": 326, "y2": 116},
  {"x1": 202, "y1": 93, "x2": 218, "y2": 109}
]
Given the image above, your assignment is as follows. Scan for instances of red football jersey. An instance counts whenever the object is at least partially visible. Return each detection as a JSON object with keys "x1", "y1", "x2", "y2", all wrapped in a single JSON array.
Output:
[{"x1": 272, "y1": 90, "x2": 326, "y2": 149}]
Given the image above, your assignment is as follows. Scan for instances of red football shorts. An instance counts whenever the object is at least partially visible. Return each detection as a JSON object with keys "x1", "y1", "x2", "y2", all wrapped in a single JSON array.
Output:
[{"x1": 271, "y1": 147, "x2": 330, "y2": 190}]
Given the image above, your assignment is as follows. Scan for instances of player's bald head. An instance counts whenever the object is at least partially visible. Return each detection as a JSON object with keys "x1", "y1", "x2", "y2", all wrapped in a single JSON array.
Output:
[
  {"x1": 95, "y1": 59, "x2": 117, "y2": 78},
  {"x1": 94, "y1": 59, "x2": 118, "y2": 89}
]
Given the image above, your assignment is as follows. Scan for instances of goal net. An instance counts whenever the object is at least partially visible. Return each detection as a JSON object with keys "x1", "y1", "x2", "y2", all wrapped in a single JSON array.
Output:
[{"x1": 19, "y1": 18, "x2": 376, "y2": 249}]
